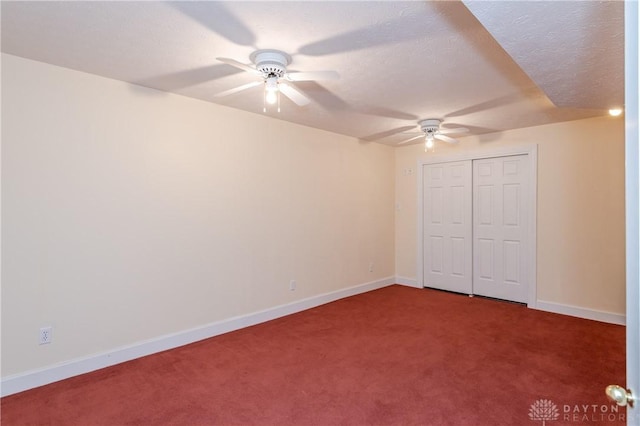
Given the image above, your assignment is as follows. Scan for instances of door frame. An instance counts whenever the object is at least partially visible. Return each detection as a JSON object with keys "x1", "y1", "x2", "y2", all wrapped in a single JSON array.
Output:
[
  {"x1": 416, "y1": 144, "x2": 538, "y2": 307},
  {"x1": 624, "y1": 0, "x2": 639, "y2": 417}
]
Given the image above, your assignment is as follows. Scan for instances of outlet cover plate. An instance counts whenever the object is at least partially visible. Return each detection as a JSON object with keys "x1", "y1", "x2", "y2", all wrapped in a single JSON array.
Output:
[{"x1": 39, "y1": 326, "x2": 52, "y2": 345}]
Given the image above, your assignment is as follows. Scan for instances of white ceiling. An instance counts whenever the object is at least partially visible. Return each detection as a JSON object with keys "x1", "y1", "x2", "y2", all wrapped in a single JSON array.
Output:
[{"x1": 0, "y1": 1, "x2": 624, "y2": 146}]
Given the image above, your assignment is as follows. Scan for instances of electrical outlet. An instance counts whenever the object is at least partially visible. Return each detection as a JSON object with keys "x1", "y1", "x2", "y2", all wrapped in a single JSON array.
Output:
[
  {"x1": 39, "y1": 326, "x2": 53, "y2": 345},
  {"x1": 369, "y1": 262, "x2": 374, "y2": 272},
  {"x1": 289, "y1": 280, "x2": 296, "y2": 291}
]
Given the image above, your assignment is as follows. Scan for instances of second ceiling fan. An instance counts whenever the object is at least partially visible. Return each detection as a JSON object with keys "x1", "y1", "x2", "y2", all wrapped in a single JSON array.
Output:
[
  {"x1": 399, "y1": 119, "x2": 469, "y2": 151},
  {"x1": 215, "y1": 49, "x2": 339, "y2": 111}
]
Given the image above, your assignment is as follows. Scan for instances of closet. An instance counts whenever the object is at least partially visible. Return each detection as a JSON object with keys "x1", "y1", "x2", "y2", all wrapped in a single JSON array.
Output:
[{"x1": 420, "y1": 151, "x2": 534, "y2": 304}]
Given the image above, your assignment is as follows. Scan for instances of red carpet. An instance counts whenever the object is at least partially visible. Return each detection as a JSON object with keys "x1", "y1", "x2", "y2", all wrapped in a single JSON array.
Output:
[{"x1": 1, "y1": 285, "x2": 626, "y2": 425}]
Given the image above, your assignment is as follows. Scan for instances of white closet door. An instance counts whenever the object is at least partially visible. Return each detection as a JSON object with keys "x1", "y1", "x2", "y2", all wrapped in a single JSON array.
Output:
[
  {"x1": 423, "y1": 161, "x2": 473, "y2": 294},
  {"x1": 473, "y1": 155, "x2": 529, "y2": 303}
]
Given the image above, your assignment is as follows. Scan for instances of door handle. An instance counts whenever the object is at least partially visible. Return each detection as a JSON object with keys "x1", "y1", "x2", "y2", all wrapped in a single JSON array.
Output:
[{"x1": 606, "y1": 385, "x2": 635, "y2": 407}]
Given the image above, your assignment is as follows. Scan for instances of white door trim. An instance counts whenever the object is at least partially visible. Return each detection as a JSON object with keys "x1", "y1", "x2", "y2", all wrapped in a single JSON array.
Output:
[
  {"x1": 624, "y1": 0, "x2": 639, "y2": 417},
  {"x1": 416, "y1": 144, "x2": 538, "y2": 307}
]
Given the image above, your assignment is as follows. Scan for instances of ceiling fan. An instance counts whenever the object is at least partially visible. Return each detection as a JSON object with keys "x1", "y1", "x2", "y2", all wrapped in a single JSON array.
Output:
[
  {"x1": 398, "y1": 119, "x2": 469, "y2": 151},
  {"x1": 214, "y1": 49, "x2": 339, "y2": 111}
]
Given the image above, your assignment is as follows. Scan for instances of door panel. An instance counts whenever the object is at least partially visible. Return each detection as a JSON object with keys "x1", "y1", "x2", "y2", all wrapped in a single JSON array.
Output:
[
  {"x1": 477, "y1": 238, "x2": 494, "y2": 279},
  {"x1": 478, "y1": 185, "x2": 493, "y2": 225},
  {"x1": 503, "y1": 184, "x2": 520, "y2": 225},
  {"x1": 423, "y1": 161, "x2": 472, "y2": 294},
  {"x1": 473, "y1": 155, "x2": 529, "y2": 303},
  {"x1": 451, "y1": 237, "x2": 465, "y2": 276},
  {"x1": 430, "y1": 236, "x2": 443, "y2": 273},
  {"x1": 503, "y1": 240, "x2": 520, "y2": 283}
]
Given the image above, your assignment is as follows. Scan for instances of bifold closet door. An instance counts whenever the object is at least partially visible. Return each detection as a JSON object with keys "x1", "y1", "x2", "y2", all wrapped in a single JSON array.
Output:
[
  {"x1": 423, "y1": 161, "x2": 473, "y2": 294},
  {"x1": 473, "y1": 155, "x2": 529, "y2": 303}
]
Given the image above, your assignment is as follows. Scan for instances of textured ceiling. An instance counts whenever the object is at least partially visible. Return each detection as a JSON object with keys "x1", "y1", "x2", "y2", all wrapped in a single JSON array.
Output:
[
  {"x1": 0, "y1": 1, "x2": 624, "y2": 147},
  {"x1": 462, "y1": 0, "x2": 624, "y2": 110}
]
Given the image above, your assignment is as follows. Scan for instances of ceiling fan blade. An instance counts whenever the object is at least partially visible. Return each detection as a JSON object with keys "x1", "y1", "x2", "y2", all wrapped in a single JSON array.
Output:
[
  {"x1": 356, "y1": 107, "x2": 418, "y2": 121},
  {"x1": 435, "y1": 134, "x2": 459, "y2": 144},
  {"x1": 397, "y1": 134, "x2": 424, "y2": 145},
  {"x1": 135, "y1": 64, "x2": 242, "y2": 91},
  {"x1": 216, "y1": 58, "x2": 261, "y2": 76},
  {"x1": 360, "y1": 125, "x2": 418, "y2": 142},
  {"x1": 285, "y1": 70, "x2": 340, "y2": 82},
  {"x1": 400, "y1": 130, "x2": 422, "y2": 135},
  {"x1": 297, "y1": 12, "x2": 427, "y2": 57},
  {"x1": 444, "y1": 89, "x2": 539, "y2": 119},
  {"x1": 439, "y1": 127, "x2": 469, "y2": 135},
  {"x1": 214, "y1": 80, "x2": 262, "y2": 98},
  {"x1": 279, "y1": 83, "x2": 311, "y2": 106},
  {"x1": 170, "y1": 2, "x2": 256, "y2": 47},
  {"x1": 289, "y1": 81, "x2": 348, "y2": 110}
]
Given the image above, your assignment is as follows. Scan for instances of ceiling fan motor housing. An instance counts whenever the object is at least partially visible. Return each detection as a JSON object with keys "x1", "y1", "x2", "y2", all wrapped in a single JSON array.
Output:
[
  {"x1": 419, "y1": 118, "x2": 441, "y2": 135},
  {"x1": 250, "y1": 49, "x2": 291, "y2": 78}
]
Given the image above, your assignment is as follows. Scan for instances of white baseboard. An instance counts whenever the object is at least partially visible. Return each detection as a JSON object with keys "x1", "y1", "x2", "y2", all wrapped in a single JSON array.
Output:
[
  {"x1": 535, "y1": 300, "x2": 626, "y2": 325},
  {"x1": 395, "y1": 276, "x2": 419, "y2": 288},
  {"x1": 1, "y1": 277, "x2": 395, "y2": 397}
]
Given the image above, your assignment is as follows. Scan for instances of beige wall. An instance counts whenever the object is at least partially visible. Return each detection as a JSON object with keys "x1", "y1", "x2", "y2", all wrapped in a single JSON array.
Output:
[
  {"x1": 1, "y1": 52, "x2": 626, "y2": 380},
  {"x1": 1, "y1": 54, "x2": 395, "y2": 376},
  {"x1": 395, "y1": 116, "x2": 626, "y2": 315}
]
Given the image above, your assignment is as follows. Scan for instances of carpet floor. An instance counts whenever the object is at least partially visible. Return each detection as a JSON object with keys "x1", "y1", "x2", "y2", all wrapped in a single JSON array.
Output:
[{"x1": 1, "y1": 285, "x2": 626, "y2": 425}]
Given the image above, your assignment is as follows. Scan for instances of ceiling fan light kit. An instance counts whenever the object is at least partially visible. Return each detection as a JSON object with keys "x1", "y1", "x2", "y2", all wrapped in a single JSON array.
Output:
[
  {"x1": 420, "y1": 119, "x2": 440, "y2": 152},
  {"x1": 424, "y1": 135, "x2": 435, "y2": 152},
  {"x1": 252, "y1": 50, "x2": 290, "y2": 112},
  {"x1": 264, "y1": 76, "x2": 280, "y2": 111}
]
